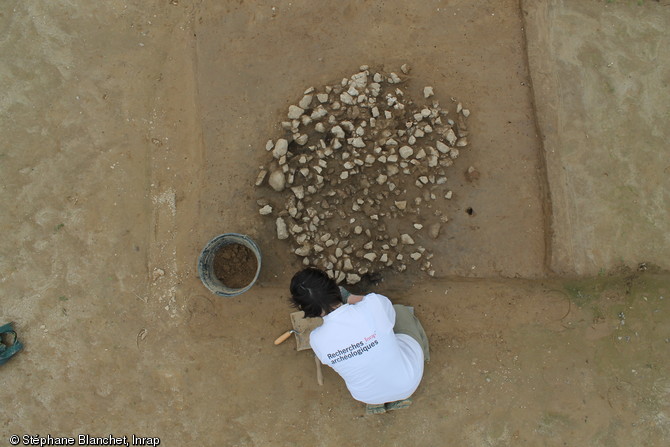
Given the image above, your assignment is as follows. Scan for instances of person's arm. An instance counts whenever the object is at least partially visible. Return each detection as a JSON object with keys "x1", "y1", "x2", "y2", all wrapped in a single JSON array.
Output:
[{"x1": 347, "y1": 294, "x2": 365, "y2": 305}]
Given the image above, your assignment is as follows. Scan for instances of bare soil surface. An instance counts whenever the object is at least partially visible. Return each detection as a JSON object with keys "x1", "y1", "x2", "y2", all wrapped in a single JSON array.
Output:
[
  {"x1": 1, "y1": 1, "x2": 668, "y2": 447},
  {"x1": 213, "y1": 243, "x2": 258, "y2": 289}
]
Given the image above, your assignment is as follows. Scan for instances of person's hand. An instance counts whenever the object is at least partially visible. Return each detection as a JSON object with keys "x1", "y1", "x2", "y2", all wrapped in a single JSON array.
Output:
[{"x1": 347, "y1": 294, "x2": 364, "y2": 305}]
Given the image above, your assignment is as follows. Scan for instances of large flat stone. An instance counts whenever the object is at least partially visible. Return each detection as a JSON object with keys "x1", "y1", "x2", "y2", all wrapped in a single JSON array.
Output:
[{"x1": 523, "y1": 0, "x2": 670, "y2": 275}]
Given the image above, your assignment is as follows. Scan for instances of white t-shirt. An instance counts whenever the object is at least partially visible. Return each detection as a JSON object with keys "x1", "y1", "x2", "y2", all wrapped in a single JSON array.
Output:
[{"x1": 310, "y1": 293, "x2": 424, "y2": 404}]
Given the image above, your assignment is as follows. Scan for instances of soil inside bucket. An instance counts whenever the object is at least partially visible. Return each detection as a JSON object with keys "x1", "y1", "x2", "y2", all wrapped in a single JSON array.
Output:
[{"x1": 213, "y1": 243, "x2": 258, "y2": 289}]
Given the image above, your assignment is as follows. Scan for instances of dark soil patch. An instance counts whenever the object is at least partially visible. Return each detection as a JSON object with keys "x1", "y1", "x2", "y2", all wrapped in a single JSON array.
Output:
[{"x1": 213, "y1": 243, "x2": 258, "y2": 288}]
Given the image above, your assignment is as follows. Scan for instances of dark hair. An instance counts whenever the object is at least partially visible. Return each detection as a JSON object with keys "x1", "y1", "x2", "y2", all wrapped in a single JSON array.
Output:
[{"x1": 290, "y1": 268, "x2": 342, "y2": 318}]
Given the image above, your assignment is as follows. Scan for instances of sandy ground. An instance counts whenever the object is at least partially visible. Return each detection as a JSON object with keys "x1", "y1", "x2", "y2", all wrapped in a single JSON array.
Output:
[{"x1": 1, "y1": 1, "x2": 669, "y2": 446}]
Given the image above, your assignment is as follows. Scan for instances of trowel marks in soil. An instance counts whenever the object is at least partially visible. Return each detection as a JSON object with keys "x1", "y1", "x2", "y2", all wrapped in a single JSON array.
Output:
[
  {"x1": 255, "y1": 65, "x2": 471, "y2": 285},
  {"x1": 213, "y1": 243, "x2": 258, "y2": 288}
]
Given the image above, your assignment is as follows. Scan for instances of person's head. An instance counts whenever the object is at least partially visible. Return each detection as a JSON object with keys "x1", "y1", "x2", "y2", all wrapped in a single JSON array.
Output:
[{"x1": 290, "y1": 267, "x2": 342, "y2": 318}]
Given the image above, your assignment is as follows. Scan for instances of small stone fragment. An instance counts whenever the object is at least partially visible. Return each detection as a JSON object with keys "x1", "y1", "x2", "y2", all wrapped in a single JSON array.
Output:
[
  {"x1": 347, "y1": 273, "x2": 361, "y2": 284},
  {"x1": 273, "y1": 138, "x2": 288, "y2": 158},
  {"x1": 400, "y1": 234, "x2": 415, "y2": 245},
  {"x1": 428, "y1": 223, "x2": 441, "y2": 239},
  {"x1": 288, "y1": 105, "x2": 304, "y2": 120},
  {"x1": 363, "y1": 253, "x2": 377, "y2": 262},
  {"x1": 255, "y1": 169, "x2": 268, "y2": 186},
  {"x1": 299, "y1": 94, "x2": 313, "y2": 109},
  {"x1": 259, "y1": 205, "x2": 273, "y2": 215},
  {"x1": 423, "y1": 86, "x2": 434, "y2": 98},
  {"x1": 446, "y1": 128, "x2": 457, "y2": 146},
  {"x1": 268, "y1": 170, "x2": 286, "y2": 191},
  {"x1": 276, "y1": 218, "x2": 289, "y2": 240},
  {"x1": 331, "y1": 125, "x2": 345, "y2": 139},
  {"x1": 436, "y1": 141, "x2": 449, "y2": 154},
  {"x1": 399, "y1": 146, "x2": 413, "y2": 159},
  {"x1": 351, "y1": 137, "x2": 365, "y2": 148}
]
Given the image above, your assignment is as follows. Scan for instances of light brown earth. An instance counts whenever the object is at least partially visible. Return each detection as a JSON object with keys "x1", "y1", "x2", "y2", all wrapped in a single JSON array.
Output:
[{"x1": 1, "y1": 1, "x2": 668, "y2": 446}]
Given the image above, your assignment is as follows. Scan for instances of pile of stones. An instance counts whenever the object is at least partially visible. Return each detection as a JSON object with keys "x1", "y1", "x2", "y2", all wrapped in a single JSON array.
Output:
[{"x1": 255, "y1": 64, "x2": 471, "y2": 284}]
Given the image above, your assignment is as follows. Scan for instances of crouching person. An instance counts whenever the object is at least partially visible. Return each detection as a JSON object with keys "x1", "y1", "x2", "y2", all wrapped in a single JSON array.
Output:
[{"x1": 289, "y1": 267, "x2": 430, "y2": 414}]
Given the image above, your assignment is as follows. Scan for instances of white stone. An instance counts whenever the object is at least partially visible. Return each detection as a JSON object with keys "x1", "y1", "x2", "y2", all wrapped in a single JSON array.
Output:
[
  {"x1": 291, "y1": 185, "x2": 305, "y2": 199},
  {"x1": 331, "y1": 126, "x2": 345, "y2": 139},
  {"x1": 346, "y1": 273, "x2": 361, "y2": 284},
  {"x1": 273, "y1": 139, "x2": 288, "y2": 158},
  {"x1": 376, "y1": 174, "x2": 388, "y2": 185},
  {"x1": 410, "y1": 252, "x2": 422, "y2": 261},
  {"x1": 340, "y1": 92, "x2": 355, "y2": 105},
  {"x1": 415, "y1": 148, "x2": 426, "y2": 159},
  {"x1": 276, "y1": 218, "x2": 289, "y2": 240},
  {"x1": 259, "y1": 205, "x2": 273, "y2": 215},
  {"x1": 268, "y1": 170, "x2": 285, "y2": 191},
  {"x1": 413, "y1": 223, "x2": 423, "y2": 230},
  {"x1": 395, "y1": 200, "x2": 407, "y2": 210},
  {"x1": 423, "y1": 86, "x2": 434, "y2": 98},
  {"x1": 295, "y1": 245, "x2": 310, "y2": 257},
  {"x1": 371, "y1": 106, "x2": 380, "y2": 118},
  {"x1": 446, "y1": 128, "x2": 457, "y2": 146},
  {"x1": 266, "y1": 140, "x2": 274, "y2": 151},
  {"x1": 400, "y1": 234, "x2": 415, "y2": 245},
  {"x1": 288, "y1": 105, "x2": 304, "y2": 120},
  {"x1": 363, "y1": 253, "x2": 377, "y2": 262},
  {"x1": 299, "y1": 95, "x2": 313, "y2": 109},
  {"x1": 399, "y1": 146, "x2": 413, "y2": 159},
  {"x1": 436, "y1": 141, "x2": 450, "y2": 154},
  {"x1": 354, "y1": 226, "x2": 363, "y2": 235},
  {"x1": 255, "y1": 170, "x2": 267, "y2": 186},
  {"x1": 315, "y1": 122, "x2": 326, "y2": 133},
  {"x1": 351, "y1": 137, "x2": 365, "y2": 148}
]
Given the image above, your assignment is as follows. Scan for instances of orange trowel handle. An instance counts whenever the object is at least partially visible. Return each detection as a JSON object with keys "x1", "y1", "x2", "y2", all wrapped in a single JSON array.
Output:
[{"x1": 274, "y1": 330, "x2": 294, "y2": 345}]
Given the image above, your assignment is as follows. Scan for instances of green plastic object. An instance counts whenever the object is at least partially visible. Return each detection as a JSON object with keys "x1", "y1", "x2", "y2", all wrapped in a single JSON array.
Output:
[{"x1": 0, "y1": 322, "x2": 23, "y2": 366}]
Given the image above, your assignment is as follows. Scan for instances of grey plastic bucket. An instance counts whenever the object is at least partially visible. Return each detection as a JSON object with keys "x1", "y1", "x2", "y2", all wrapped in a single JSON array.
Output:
[{"x1": 197, "y1": 233, "x2": 261, "y2": 297}]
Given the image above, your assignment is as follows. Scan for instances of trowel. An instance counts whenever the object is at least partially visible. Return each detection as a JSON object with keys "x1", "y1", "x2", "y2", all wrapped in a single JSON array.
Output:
[{"x1": 274, "y1": 311, "x2": 324, "y2": 385}]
